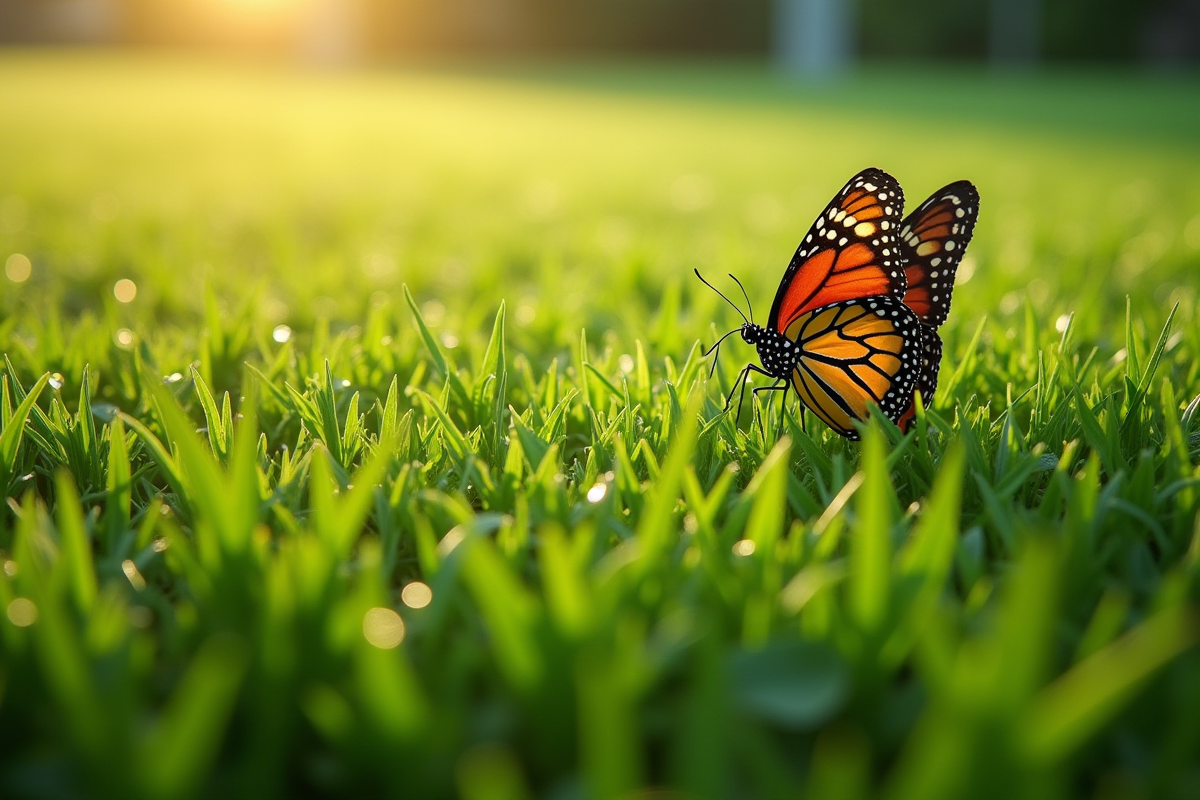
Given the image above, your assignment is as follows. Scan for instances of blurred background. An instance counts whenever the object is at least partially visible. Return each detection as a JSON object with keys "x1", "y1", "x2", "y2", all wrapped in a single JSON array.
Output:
[
  {"x1": 1, "y1": 0, "x2": 1198, "y2": 69},
  {"x1": 2, "y1": 0, "x2": 1199, "y2": 358},
  {"x1": 2, "y1": 6, "x2": 1200, "y2": 798}
]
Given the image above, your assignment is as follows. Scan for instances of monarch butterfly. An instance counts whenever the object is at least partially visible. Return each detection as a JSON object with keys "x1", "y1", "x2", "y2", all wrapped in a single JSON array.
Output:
[{"x1": 699, "y1": 168, "x2": 979, "y2": 440}]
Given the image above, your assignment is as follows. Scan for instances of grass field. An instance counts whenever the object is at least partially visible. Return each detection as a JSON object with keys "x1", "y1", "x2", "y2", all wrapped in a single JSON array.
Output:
[{"x1": 2, "y1": 50, "x2": 1200, "y2": 799}]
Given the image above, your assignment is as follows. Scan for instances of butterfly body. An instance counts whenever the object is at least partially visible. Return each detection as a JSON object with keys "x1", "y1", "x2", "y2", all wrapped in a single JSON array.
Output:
[
  {"x1": 700, "y1": 167, "x2": 979, "y2": 441},
  {"x1": 740, "y1": 322, "x2": 798, "y2": 379}
]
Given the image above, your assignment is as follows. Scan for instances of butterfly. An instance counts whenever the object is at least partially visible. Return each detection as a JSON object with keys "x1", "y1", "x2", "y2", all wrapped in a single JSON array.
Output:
[
  {"x1": 699, "y1": 167, "x2": 979, "y2": 440},
  {"x1": 894, "y1": 180, "x2": 980, "y2": 431}
]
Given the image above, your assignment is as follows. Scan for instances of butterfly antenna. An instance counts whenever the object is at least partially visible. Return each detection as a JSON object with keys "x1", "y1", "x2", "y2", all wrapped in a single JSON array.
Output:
[
  {"x1": 702, "y1": 327, "x2": 740, "y2": 358},
  {"x1": 703, "y1": 327, "x2": 741, "y2": 378},
  {"x1": 728, "y1": 273, "x2": 754, "y2": 324},
  {"x1": 694, "y1": 269, "x2": 748, "y2": 324}
]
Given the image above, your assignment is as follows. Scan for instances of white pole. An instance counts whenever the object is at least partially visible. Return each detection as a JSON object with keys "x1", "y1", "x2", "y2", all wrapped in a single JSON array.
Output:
[
  {"x1": 989, "y1": 0, "x2": 1040, "y2": 68},
  {"x1": 774, "y1": 0, "x2": 855, "y2": 78}
]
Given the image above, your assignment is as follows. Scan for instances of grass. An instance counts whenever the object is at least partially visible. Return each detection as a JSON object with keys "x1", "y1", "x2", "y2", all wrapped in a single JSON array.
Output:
[{"x1": 2, "y1": 50, "x2": 1200, "y2": 799}]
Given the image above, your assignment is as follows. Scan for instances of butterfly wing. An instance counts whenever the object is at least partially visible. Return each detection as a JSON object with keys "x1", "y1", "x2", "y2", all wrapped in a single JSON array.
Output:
[
  {"x1": 785, "y1": 295, "x2": 921, "y2": 440},
  {"x1": 895, "y1": 181, "x2": 979, "y2": 431},
  {"x1": 769, "y1": 168, "x2": 907, "y2": 337},
  {"x1": 897, "y1": 325, "x2": 943, "y2": 432},
  {"x1": 898, "y1": 180, "x2": 979, "y2": 328}
]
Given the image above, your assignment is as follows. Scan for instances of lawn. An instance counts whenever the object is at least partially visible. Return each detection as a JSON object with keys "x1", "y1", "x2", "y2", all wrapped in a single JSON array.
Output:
[{"x1": 2, "y1": 50, "x2": 1200, "y2": 799}]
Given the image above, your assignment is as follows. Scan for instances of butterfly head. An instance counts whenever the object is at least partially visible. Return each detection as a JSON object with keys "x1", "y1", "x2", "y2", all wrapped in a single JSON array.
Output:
[
  {"x1": 743, "y1": 323, "x2": 795, "y2": 379},
  {"x1": 739, "y1": 322, "x2": 763, "y2": 345}
]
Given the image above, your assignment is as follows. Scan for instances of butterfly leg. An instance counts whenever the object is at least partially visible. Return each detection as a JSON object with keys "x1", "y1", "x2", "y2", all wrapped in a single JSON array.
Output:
[
  {"x1": 724, "y1": 364, "x2": 752, "y2": 414},
  {"x1": 733, "y1": 365, "x2": 762, "y2": 424},
  {"x1": 775, "y1": 382, "x2": 790, "y2": 442},
  {"x1": 752, "y1": 380, "x2": 786, "y2": 440}
]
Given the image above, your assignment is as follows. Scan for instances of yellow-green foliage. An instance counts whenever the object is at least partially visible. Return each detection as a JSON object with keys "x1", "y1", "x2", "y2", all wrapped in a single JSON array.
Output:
[{"x1": 2, "y1": 52, "x2": 1200, "y2": 799}]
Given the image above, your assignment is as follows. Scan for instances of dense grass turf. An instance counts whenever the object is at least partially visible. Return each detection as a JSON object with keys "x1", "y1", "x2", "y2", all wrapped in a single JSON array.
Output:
[{"x1": 2, "y1": 51, "x2": 1200, "y2": 799}]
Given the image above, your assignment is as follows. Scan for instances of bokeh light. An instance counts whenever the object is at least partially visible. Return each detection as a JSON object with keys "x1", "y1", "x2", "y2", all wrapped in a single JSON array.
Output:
[
  {"x1": 7, "y1": 598, "x2": 38, "y2": 627},
  {"x1": 401, "y1": 582, "x2": 433, "y2": 609},
  {"x1": 732, "y1": 539, "x2": 756, "y2": 557},
  {"x1": 363, "y1": 607, "x2": 405, "y2": 649},
  {"x1": 113, "y1": 278, "x2": 138, "y2": 303},
  {"x1": 5, "y1": 253, "x2": 32, "y2": 283}
]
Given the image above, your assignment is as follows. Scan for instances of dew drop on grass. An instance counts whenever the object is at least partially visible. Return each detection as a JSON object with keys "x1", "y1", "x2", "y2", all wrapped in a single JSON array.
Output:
[
  {"x1": 999, "y1": 291, "x2": 1021, "y2": 315},
  {"x1": 437, "y1": 526, "x2": 466, "y2": 556},
  {"x1": 113, "y1": 278, "x2": 137, "y2": 303},
  {"x1": 422, "y1": 300, "x2": 445, "y2": 326},
  {"x1": 586, "y1": 483, "x2": 607, "y2": 503},
  {"x1": 363, "y1": 607, "x2": 405, "y2": 649},
  {"x1": 6, "y1": 598, "x2": 38, "y2": 627},
  {"x1": 122, "y1": 559, "x2": 146, "y2": 591},
  {"x1": 956, "y1": 254, "x2": 977, "y2": 284},
  {"x1": 401, "y1": 582, "x2": 433, "y2": 609},
  {"x1": 732, "y1": 539, "x2": 756, "y2": 557},
  {"x1": 5, "y1": 253, "x2": 31, "y2": 283},
  {"x1": 272, "y1": 325, "x2": 292, "y2": 343},
  {"x1": 48, "y1": 373, "x2": 64, "y2": 390}
]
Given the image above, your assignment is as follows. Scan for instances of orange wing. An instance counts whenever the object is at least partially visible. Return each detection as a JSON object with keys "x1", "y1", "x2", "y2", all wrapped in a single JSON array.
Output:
[
  {"x1": 899, "y1": 181, "x2": 979, "y2": 328},
  {"x1": 769, "y1": 168, "x2": 907, "y2": 336},
  {"x1": 786, "y1": 296, "x2": 921, "y2": 440},
  {"x1": 895, "y1": 180, "x2": 979, "y2": 431}
]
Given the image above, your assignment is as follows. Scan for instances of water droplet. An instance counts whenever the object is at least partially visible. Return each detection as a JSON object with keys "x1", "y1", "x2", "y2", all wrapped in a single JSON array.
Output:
[
  {"x1": 732, "y1": 539, "x2": 756, "y2": 557},
  {"x1": 362, "y1": 607, "x2": 405, "y2": 649},
  {"x1": 113, "y1": 278, "x2": 137, "y2": 303},
  {"x1": 586, "y1": 483, "x2": 607, "y2": 503},
  {"x1": 401, "y1": 582, "x2": 433, "y2": 609},
  {"x1": 121, "y1": 559, "x2": 146, "y2": 590},
  {"x1": 272, "y1": 325, "x2": 292, "y2": 343},
  {"x1": 6, "y1": 597, "x2": 38, "y2": 627},
  {"x1": 437, "y1": 526, "x2": 466, "y2": 556},
  {"x1": 5, "y1": 253, "x2": 31, "y2": 283}
]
